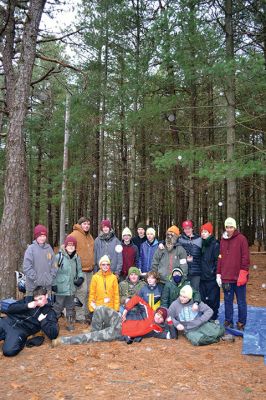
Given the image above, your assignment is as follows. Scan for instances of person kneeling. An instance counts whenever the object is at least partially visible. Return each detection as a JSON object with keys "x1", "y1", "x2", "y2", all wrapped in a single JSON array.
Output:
[
  {"x1": 0, "y1": 286, "x2": 59, "y2": 357},
  {"x1": 168, "y1": 285, "x2": 225, "y2": 346},
  {"x1": 52, "y1": 295, "x2": 177, "y2": 347}
]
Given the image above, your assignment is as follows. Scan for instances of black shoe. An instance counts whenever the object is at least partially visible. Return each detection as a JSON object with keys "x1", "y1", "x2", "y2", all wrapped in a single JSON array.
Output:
[
  {"x1": 125, "y1": 336, "x2": 133, "y2": 344},
  {"x1": 133, "y1": 336, "x2": 142, "y2": 343}
]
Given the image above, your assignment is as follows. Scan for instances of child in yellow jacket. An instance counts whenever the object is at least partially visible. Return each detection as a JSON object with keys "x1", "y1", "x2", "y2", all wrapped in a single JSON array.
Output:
[{"x1": 88, "y1": 255, "x2": 120, "y2": 313}]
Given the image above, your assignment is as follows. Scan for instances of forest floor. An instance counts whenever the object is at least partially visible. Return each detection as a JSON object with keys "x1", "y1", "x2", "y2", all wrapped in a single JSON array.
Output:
[{"x1": 0, "y1": 251, "x2": 265, "y2": 400}]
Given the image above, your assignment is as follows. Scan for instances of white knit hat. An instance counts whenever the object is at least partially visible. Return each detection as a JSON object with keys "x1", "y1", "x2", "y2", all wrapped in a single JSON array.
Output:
[
  {"x1": 99, "y1": 255, "x2": 111, "y2": 266},
  {"x1": 122, "y1": 227, "x2": 132, "y2": 237},
  {"x1": 146, "y1": 227, "x2": 156, "y2": 236},
  {"x1": 180, "y1": 285, "x2": 193, "y2": 300},
  {"x1": 224, "y1": 217, "x2": 237, "y2": 229}
]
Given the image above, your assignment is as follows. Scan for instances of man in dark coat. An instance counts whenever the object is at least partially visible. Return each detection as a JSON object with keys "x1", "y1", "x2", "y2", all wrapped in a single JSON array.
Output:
[{"x1": 0, "y1": 286, "x2": 59, "y2": 356}]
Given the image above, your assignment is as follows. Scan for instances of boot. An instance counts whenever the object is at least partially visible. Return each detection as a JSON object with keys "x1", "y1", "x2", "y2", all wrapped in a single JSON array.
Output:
[
  {"x1": 51, "y1": 337, "x2": 62, "y2": 348},
  {"x1": 66, "y1": 316, "x2": 75, "y2": 331},
  {"x1": 224, "y1": 320, "x2": 233, "y2": 328},
  {"x1": 236, "y1": 322, "x2": 245, "y2": 331}
]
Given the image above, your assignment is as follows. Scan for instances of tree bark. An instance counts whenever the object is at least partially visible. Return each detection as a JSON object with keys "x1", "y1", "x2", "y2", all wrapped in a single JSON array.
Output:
[{"x1": 0, "y1": 0, "x2": 47, "y2": 298}]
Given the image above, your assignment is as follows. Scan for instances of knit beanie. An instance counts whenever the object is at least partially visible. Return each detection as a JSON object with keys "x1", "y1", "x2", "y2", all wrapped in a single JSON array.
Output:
[
  {"x1": 78, "y1": 217, "x2": 90, "y2": 225},
  {"x1": 101, "y1": 219, "x2": 112, "y2": 229},
  {"x1": 224, "y1": 217, "x2": 237, "y2": 229},
  {"x1": 122, "y1": 227, "x2": 132, "y2": 237},
  {"x1": 155, "y1": 307, "x2": 168, "y2": 322},
  {"x1": 34, "y1": 224, "x2": 47, "y2": 239},
  {"x1": 172, "y1": 267, "x2": 184, "y2": 277},
  {"x1": 99, "y1": 255, "x2": 111, "y2": 267},
  {"x1": 182, "y1": 220, "x2": 193, "y2": 229},
  {"x1": 167, "y1": 225, "x2": 180, "y2": 236},
  {"x1": 128, "y1": 266, "x2": 140, "y2": 276},
  {"x1": 64, "y1": 235, "x2": 77, "y2": 248},
  {"x1": 146, "y1": 227, "x2": 156, "y2": 236},
  {"x1": 200, "y1": 222, "x2": 213, "y2": 235},
  {"x1": 137, "y1": 222, "x2": 146, "y2": 229},
  {"x1": 180, "y1": 285, "x2": 193, "y2": 300}
]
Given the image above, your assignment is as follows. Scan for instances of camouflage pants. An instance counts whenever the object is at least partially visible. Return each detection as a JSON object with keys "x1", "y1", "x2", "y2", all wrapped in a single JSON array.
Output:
[{"x1": 60, "y1": 306, "x2": 122, "y2": 345}]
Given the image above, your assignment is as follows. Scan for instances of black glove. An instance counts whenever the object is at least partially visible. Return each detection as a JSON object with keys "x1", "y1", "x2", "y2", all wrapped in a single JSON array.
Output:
[
  {"x1": 52, "y1": 285, "x2": 58, "y2": 293},
  {"x1": 74, "y1": 277, "x2": 84, "y2": 287}
]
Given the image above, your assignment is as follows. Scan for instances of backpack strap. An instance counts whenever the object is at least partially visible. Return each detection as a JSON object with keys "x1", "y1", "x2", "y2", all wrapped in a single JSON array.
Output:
[{"x1": 57, "y1": 251, "x2": 64, "y2": 268}]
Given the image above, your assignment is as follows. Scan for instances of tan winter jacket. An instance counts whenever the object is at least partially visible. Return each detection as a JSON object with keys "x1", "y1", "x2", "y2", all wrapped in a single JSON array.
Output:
[{"x1": 70, "y1": 224, "x2": 94, "y2": 272}]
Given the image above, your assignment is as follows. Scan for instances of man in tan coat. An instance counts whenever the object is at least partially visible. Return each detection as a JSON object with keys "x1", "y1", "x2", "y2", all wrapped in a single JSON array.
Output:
[{"x1": 70, "y1": 217, "x2": 94, "y2": 323}]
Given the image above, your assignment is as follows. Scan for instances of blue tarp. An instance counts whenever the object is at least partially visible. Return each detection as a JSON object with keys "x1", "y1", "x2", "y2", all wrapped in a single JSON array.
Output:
[{"x1": 218, "y1": 303, "x2": 266, "y2": 365}]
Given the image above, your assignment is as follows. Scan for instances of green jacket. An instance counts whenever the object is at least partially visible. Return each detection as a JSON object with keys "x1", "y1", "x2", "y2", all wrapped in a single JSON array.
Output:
[
  {"x1": 53, "y1": 248, "x2": 84, "y2": 296},
  {"x1": 152, "y1": 244, "x2": 188, "y2": 284},
  {"x1": 161, "y1": 277, "x2": 201, "y2": 308},
  {"x1": 119, "y1": 278, "x2": 145, "y2": 305}
]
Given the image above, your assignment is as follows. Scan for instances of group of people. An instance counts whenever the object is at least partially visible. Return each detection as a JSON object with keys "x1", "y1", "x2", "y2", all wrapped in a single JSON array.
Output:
[{"x1": 0, "y1": 216, "x2": 250, "y2": 356}]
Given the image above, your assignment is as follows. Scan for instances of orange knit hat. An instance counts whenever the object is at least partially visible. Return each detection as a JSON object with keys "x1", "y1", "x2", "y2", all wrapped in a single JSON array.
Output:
[{"x1": 167, "y1": 225, "x2": 180, "y2": 236}]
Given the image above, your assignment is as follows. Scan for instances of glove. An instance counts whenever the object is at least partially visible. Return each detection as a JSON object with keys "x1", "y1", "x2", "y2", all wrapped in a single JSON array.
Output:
[
  {"x1": 216, "y1": 274, "x2": 222, "y2": 287},
  {"x1": 74, "y1": 277, "x2": 84, "y2": 287},
  {"x1": 237, "y1": 270, "x2": 249, "y2": 286},
  {"x1": 52, "y1": 285, "x2": 58, "y2": 293}
]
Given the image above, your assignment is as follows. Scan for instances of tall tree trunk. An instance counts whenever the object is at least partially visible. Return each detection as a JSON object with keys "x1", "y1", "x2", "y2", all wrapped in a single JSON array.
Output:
[
  {"x1": 0, "y1": 0, "x2": 46, "y2": 298},
  {"x1": 225, "y1": 0, "x2": 237, "y2": 218},
  {"x1": 59, "y1": 93, "x2": 71, "y2": 244}
]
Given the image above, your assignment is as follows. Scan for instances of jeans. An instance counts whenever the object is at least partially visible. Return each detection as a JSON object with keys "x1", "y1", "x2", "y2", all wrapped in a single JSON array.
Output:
[{"x1": 223, "y1": 283, "x2": 247, "y2": 325}]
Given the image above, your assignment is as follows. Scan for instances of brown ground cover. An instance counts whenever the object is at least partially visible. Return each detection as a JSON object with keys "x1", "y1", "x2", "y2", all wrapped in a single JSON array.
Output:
[{"x1": 0, "y1": 253, "x2": 265, "y2": 400}]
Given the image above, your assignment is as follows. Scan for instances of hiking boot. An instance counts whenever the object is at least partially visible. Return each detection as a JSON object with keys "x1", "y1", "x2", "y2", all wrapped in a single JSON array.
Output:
[
  {"x1": 221, "y1": 334, "x2": 235, "y2": 342},
  {"x1": 236, "y1": 322, "x2": 245, "y2": 331},
  {"x1": 125, "y1": 336, "x2": 133, "y2": 344},
  {"x1": 66, "y1": 316, "x2": 75, "y2": 331},
  {"x1": 51, "y1": 338, "x2": 62, "y2": 348},
  {"x1": 224, "y1": 320, "x2": 233, "y2": 328}
]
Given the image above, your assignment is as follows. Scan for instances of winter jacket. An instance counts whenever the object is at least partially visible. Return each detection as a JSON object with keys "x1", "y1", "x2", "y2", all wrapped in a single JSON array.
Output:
[
  {"x1": 138, "y1": 283, "x2": 163, "y2": 311},
  {"x1": 217, "y1": 230, "x2": 250, "y2": 283},
  {"x1": 88, "y1": 270, "x2": 120, "y2": 312},
  {"x1": 132, "y1": 235, "x2": 147, "y2": 253},
  {"x1": 52, "y1": 248, "x2": 84, "y2": 296},
  {"x1": 139, "y1": 239, "x2": 159, "y2": 273},
  {"x1": 94, "y1": 230, "x2": 123, "y2": 275},
  {"x1": 6, "y1": 299, "x2": 59, "y2": 339},
  {"x1": 201, "y1": 236, "x2": 220, "y2": 281},
  {"x1": 23, "y1": 241, "x2": 57, "y2": 292},
  {"x1": 119, "y1": 278, "x2": 145, "y2": 305},
  {"x1": 70, "y1": 224, "x2": 94, "y2": 272},
  {"x1": 178, "y1": 233, "x2": 202, "y2": 276},
  {"x1": 151, "y1": 244, "x2": 188, "y2": 284},
  {"x1": 122, "y1": 295, "x2": 175, "y2": 339},
  {"x1": 121, "y1": 241, "x2": 139, "y2": 277},
  {"x1": 168, "y1": 298, "x2": 213, "y2": 332},
  {"x1": 161, "y1": 277, "x2": 201, "y2": 308}
]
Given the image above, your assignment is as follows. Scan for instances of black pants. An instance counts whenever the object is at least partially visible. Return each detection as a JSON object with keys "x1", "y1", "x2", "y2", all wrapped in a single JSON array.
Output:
[
  {"x1": 0, "y1": 318, "x2": 28, "y2": 357},
  {"x1": 200, "y1": 280, "x2": 220, "y2": 320}
]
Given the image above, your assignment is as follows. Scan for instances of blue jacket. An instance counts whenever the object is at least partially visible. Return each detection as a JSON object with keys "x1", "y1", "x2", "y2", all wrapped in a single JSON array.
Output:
[
  {"x1": 138, "y1": 283, "x2": 163, "y2": 311},
  {"x1": 139, "y1": 239, "x2": 159, "y2": 273},
  {"x1": 201, "y1": 236, "x2": 220, "y2": 281},
  {"x1": 178, "y1": 233, "x2": 202, "y2": 276}
]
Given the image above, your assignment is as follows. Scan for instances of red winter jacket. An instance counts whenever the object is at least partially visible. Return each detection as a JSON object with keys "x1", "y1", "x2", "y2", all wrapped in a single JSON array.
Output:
[
  {"x1": 217, "y1": 230, "x2": 250, "y2": 283},
  {"x1": 121, "y1": 295, "x2": 164, "y2": 337}
]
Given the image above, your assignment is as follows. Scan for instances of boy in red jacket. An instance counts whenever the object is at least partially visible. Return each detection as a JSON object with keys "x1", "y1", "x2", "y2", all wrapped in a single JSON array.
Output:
[
  {"x1": 216, "y1": 217, "x2": 250, "y2": 330},
  {"x1": 51, "y1": 295, "x2": 177, "y2": 347}
]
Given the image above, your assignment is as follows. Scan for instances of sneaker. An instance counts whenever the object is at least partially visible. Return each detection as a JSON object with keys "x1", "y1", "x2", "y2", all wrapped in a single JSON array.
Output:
[
  {"x1": 125, "y1": 336, "x2": 133, "y2": 344},
  {"x1": 221, "y1": 334, "x2": 235, "y2": 342},
  {"x1": 236, "y1": 322, "x2": 245, "y2": 331}
]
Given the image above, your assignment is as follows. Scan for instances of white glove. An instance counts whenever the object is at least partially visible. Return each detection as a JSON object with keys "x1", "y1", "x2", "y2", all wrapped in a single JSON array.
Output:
[{"x1": 216, "y1": 274, "x2": 222, "y2": 287}]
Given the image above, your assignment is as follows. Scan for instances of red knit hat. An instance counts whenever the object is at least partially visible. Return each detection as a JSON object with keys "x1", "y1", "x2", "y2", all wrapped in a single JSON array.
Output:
[
  {"x1": 34, "y1": 224, "x2": 47, "y2": 239},
  {"x1": 155, "y1": 307, "x2": 168, "y2": 322},
  {"x1": 200, "y1": 222, "x2": 213, "y2": 235},
  {"x1": 64, "y1": 235, "x2": 77, "y2": 248},
  {"x1": 101, "y1": 219, "x2": 112, "y2": 229},
  {"x1": 182, "y1": 220, "x2": 193, "y2": 229}
]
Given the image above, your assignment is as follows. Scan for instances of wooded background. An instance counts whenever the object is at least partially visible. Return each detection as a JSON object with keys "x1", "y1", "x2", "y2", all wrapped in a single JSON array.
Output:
[{"x1": 0, "y1": 0, "x2": 265, "y2": 296}]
